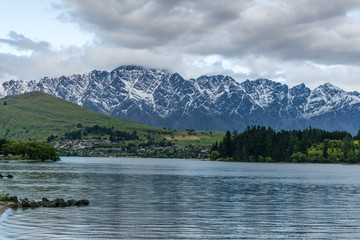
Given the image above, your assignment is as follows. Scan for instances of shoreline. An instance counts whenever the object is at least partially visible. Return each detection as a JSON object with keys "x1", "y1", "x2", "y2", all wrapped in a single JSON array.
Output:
[
  {"x1": 0, "y1": 159, "x2": 58, "y2": 162},
  {"x1": 0, "y1": 202, "x2": 11, "y2": 216}
]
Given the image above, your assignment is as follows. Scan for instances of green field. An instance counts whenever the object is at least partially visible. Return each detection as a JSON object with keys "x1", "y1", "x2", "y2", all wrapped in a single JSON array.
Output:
[{"x1": 0, "y1": 92, "x2": 224, "y2": 146}]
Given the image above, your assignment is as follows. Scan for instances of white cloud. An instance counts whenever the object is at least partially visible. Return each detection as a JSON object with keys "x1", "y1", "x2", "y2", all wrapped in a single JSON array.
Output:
[{"x1": 0, "y1": 73, "x2": 18, "y2": 83}]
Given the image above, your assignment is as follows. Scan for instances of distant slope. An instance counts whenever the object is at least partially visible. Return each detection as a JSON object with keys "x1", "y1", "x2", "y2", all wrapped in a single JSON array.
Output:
[
  {"x1": 0, "y1": 91, "x2": 157, "y2": 141},
  {"x1": 0, "y1": 91, "x2": 223, "y2": 145}
]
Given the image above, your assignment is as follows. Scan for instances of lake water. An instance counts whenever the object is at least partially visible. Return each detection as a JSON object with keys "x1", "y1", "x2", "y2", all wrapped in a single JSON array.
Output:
[{"x1": 1, "y1": 157, "x2": 360, "y2": 239}]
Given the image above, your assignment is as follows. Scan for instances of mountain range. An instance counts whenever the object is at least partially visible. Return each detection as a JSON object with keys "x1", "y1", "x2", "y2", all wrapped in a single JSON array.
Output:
[{"x1": 1, "y1": 65, "x2": 360, "y2": 134}]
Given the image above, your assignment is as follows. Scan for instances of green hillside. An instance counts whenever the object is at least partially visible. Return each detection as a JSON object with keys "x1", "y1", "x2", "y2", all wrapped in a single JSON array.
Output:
[{"x1": 0, "y1": 92, "x2": 223, "y2": 147}]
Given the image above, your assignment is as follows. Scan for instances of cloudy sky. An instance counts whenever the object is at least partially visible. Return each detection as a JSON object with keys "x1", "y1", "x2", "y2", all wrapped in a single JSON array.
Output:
[{"x1": 1, "y1": 0, "x2": 360, "y2": 91}]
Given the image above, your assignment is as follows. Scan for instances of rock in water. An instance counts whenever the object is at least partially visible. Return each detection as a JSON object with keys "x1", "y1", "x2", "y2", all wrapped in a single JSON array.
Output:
[
  {"x1": 9, "y1": 196, "x2": 18, "y2": 203},
  {"x1": 21, "y1": 198, "x2": 31, "y2": 208},
  {"x1": 75, "y1": 199, "x2": 90, "y2": 206},
  {"x1": 67, "y1": 199, "x2": 77, "y2": 206},
  {"x1": 5, "y1": 196, "x2": 90, "y2": 209}
]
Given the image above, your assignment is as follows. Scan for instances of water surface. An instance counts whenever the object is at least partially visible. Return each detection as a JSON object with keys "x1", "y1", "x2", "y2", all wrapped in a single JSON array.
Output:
[{"x1": 1, "y1": 157, "x2": 360, "y2": 239}]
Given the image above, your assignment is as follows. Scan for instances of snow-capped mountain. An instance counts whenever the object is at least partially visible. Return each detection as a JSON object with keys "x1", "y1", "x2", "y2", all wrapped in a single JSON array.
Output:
[{"x1": 1, "y1": 65, "x2": 360, "y2": 134}]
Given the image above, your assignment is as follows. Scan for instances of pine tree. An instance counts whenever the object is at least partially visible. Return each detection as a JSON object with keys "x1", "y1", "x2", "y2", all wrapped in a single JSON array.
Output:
[
  {"x1": 323, "y1": 139, "x2": 329, "y2": 160},
  {"x1": 222, "y1": 131, "x2": 233, "y2": 158}
]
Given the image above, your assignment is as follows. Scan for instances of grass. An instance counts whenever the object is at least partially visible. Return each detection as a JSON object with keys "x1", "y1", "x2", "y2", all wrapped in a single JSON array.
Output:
[
  {"x1": 0, "y1": 192, "x2": 10, "y2": 202},
  {"x1": 0, "y1": 92, "x2": 224, "y2": 147},
  {"x1": 163, "y1": 130, "x2": 224, "y2": 147},
  {"x1": 165, "y1": 135, "x2": 201, "y2": 141}
]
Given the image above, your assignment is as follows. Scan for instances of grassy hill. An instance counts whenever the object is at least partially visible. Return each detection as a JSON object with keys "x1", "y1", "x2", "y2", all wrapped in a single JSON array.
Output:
[{"x1": 0, "y1": 92, "x2": 223, "y2": 146}]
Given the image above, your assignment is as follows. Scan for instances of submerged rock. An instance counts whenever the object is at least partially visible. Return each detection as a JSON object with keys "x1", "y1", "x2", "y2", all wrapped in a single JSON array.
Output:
[
  {"x1": 21, "y1": 198, "x2": 31, "y2": 208},
  {"x1": 29, "y1": 201, "x2": 41, "y2": 208},
  {"x1": 67, "y1": 199, "x2": 77, "y2": 206},
  {"x1": 75, "y1": 199, "x2": 90, "y2": 206},
  {"x1": 43, "y1": 200, "x2": 57, "y2": 208},
  {"x1": 0, "y1": 174, "x2": 14, "y2": 178},
  {"x1": 9, "y1": 202, "x2": 22, "y2": 209},
  {"x1": 56, "y1": 198, "x2": 68, "y2": 207}
]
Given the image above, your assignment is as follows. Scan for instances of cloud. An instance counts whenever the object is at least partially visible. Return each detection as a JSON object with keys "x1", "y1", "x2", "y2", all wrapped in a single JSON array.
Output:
[
  {"x1": 0, "y1": 44, "x2": 185, "y2": 81},
  {"x1": 0, "y1": 31, "x2": 51, "y2": 52},
  {"x1": 58, "y1": 0, "x2": 249, "y2": 49},
  {"x1": 57, "y1": 0, "x2": 360, "y2": 66},
  {"x1": 3, "y1": 0, "x2": 360, "y2": 93}
]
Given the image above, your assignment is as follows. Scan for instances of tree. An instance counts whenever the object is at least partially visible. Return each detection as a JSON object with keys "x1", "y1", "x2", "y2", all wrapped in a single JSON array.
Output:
[
  {"x1": 290, "y1": 152, "x2": 306, "y2": 163},
  {"x1": 211, "y1": 141, "x2": 219, "y2": 152},
  {"x1": 210, "y1": 151, "x2": 220, "y2": 161},
  {"x1": 220, "y1": 131, "x2": 233, "y2": 158},
  {"x1": 323, "y1": 139, "x2": 329, "y2": 159},
  {"x1": 0, "y1": 139, "x2": 9, "y2": 152},
  {"x1": 342, "y1": 135, "x2": 352, "y2": 159},
  {"x1": 187, "y1": 129, "x2": 195, "y2": 135},
  {"x1": 233, "y1": 141, "x2": 243, "y2": 161},
  {"x1": 0, "y1": 139, "x2": 59, "y2": 161},
  {"x1": 355, "y1": 130, "x2": 360, "y2": 140},
  {"x1": 214, "y1": 125, "x2": 359, "y2": 163}
]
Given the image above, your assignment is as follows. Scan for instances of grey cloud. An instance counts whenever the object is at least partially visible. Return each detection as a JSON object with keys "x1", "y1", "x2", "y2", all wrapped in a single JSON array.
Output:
[
  {"x1": 58, "y1": 0, "x2": 360, "y2": 66},
  {"x1": 59, "y1": 0, "x2": 250, "y2": 48},
  {"x1": 0, "y1": 45, "x2": 184, "y2": 82},
  {"x1": 0, "y1": 31, "x2": 51, "y2": 51},
  {"x1": 225, "y1": 0, "x2": 360, "y2": 64}
]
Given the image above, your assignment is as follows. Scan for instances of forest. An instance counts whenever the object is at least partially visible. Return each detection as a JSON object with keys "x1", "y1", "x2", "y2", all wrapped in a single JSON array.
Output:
[
  {"x1": 0, "y1": 139, "x2": 60, "y2": 161},
  {"x1": 211, "y1": 126, "x2": 360, "y2": 163}
]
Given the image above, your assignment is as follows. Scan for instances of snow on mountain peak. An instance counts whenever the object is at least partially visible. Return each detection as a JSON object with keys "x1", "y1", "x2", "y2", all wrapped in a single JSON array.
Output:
[{"x1": 1, "y1": 65, "x2": 360, "y2": 133}]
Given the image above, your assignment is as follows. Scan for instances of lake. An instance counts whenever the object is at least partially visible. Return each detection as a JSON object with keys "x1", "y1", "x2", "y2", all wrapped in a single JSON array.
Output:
[{"x1": 1, "y1": 157, "x2": 360, "y2": 239}]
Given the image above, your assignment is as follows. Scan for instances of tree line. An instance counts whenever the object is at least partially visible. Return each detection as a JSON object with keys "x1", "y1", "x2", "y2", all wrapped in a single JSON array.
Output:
[
  {"x1": 48, "y1": 124, "x2": 139, "y2": 142},
  {"x1": 0, "y1": 139, "x2": 60, "y2": 161},
  {"x1": 211, "y1": 126, "x2": 360, "y2": 163}
]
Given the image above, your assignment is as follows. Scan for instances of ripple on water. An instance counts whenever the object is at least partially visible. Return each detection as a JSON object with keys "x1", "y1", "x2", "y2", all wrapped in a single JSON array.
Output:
[{"x1": 1, "y1": 157, "x2": 360, "y2": 239}]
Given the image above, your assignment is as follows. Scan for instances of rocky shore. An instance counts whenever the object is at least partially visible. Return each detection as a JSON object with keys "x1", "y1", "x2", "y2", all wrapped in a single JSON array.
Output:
[{"x1": 0, "y1": 175, "x2": 89, "y2": 216}]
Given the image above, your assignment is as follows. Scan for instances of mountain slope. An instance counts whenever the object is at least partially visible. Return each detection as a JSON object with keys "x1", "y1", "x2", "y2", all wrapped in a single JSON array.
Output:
[
  {"x1": 1, "y1": 66, "x2": 360, "y2": 134},
  {"x1": 0, "y1": 92, "x2": 223, "y2": 145},
  {"x1": 0, "y1": 91, "x2": 160, "y2": 141}
]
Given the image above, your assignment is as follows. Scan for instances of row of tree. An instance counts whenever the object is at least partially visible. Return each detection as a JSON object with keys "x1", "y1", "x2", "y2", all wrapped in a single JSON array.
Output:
[
  {"x1": 0, "y1": 139, "x2": 60, "y2": 161},
  {"x1": 211, "y1": 126, "x2": 360, "y2": 163},
  {"x1": 48, "y1": 124, "x2": 139, "y2": 142}
]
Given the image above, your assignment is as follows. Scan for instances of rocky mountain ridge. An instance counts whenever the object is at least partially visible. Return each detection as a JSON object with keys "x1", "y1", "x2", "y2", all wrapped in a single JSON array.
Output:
[{"x1": 1, "y1": 65, "x2": 360, "y2": 134}]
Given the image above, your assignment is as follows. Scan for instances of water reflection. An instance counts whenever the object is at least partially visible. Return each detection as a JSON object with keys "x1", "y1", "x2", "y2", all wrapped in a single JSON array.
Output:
[{"x1": 1, "y1": 158, "x2": 360, "y2": 239}]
